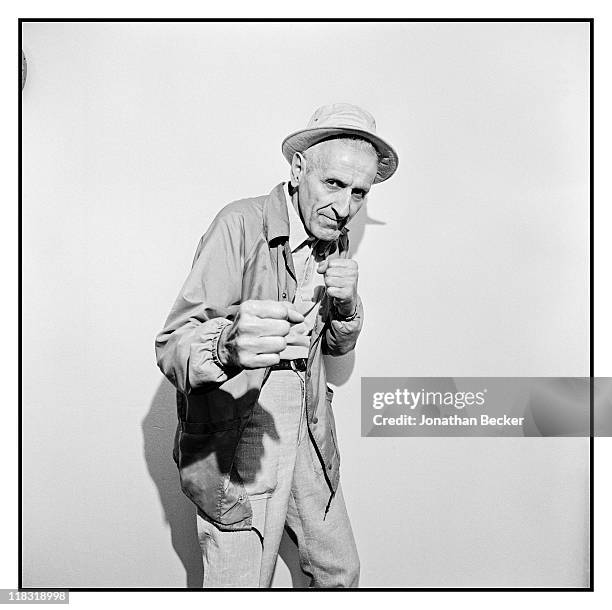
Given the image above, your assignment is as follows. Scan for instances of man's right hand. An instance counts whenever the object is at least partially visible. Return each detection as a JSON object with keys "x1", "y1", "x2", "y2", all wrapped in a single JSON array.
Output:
[{"x1": 217, "y1": 300, "x2": 305, "y2": 369}]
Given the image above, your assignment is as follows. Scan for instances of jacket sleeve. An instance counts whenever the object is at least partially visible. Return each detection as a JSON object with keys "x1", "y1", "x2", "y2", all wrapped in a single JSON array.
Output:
[
  {"x1": 155, "y1": 211, "x2": 244, "y2": 394},
  {"x1": 322, "y1": 294, "x2": 364, "y2": 356}
]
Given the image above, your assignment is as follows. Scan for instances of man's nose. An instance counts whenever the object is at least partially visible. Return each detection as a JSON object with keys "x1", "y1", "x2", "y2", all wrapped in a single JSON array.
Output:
[{"x1": 331, "y1": 190, "x2": 351, "y2": 219}]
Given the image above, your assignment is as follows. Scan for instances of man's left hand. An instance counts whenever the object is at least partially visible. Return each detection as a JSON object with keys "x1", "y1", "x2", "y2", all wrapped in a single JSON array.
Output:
[{"x1": 317, "y1": 258, "x2": 358, "y2": 318}]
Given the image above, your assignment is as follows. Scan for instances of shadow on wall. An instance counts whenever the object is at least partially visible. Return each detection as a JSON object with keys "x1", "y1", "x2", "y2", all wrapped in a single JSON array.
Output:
[
  {"x1": 142, "y1": 378, "x2": 310, "y2": 587},
  {"x1": 141, "y1": 202, "x2": 381, "y2": 588},
  {"x1": 142, "y1": 379, "x2": 204, "y2": 588},
  {"x1": 346, "y1": 200, "x2": 386, "y2": 258}
]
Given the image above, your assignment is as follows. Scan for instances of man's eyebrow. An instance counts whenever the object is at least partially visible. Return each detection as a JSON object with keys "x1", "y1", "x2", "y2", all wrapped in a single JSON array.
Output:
[
  {"x1": 322, "y1": 174, "x2": 371, "y2": 193},
  {"x1": 323, "y1": 175, "x2": 348, "y2": 188}
]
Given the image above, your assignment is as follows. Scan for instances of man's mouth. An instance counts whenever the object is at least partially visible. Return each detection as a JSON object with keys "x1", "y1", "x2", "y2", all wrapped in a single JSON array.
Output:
[{"x1": 320, "y1": 216, "x2": 344, "y2": 230}]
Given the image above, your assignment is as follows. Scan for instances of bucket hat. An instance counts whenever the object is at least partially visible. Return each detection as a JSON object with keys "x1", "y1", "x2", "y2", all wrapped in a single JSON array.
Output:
[{"x1": 281, "y1": 103, "x2": 398, "y2": 183}]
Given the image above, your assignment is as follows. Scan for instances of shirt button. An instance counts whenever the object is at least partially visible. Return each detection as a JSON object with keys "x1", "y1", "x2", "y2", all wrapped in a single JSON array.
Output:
[
  {"x1": 327, "y1": 463, "x2": 333, "y2": 470},
  {"x1": 312, "y1": 416, "x2": 318, "y2": 425},
  {"x1": 281, "y1": 292, "x2": 287, "y2": 299},
  {"x1": 238, "y1": 495, "x2": 244, "y2": 502}
]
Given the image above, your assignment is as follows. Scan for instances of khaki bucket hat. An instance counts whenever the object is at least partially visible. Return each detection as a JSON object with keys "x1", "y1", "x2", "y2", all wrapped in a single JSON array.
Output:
[{"x1": 281, "y1": 102, "x2": 399, "y2": 183}]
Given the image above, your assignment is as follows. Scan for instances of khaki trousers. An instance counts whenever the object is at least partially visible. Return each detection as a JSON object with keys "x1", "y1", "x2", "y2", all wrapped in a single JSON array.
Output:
[{"x1": 196, "y1": 369, "x2": 359, "y2": 588}]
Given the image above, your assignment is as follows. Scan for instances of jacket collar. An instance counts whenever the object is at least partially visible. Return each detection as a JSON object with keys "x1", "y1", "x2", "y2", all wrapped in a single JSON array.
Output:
[
  {"x1": 263, "y1": 182, "x2": 349, "y2": 246},
  {"x1": 263, "y1": 183, "x2": 290, "y2": 243}
]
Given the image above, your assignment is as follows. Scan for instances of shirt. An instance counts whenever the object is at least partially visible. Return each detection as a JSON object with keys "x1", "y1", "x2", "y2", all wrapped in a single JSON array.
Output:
[{"x1": 279, "y1": 183, "x2": 327, "y2": 360}]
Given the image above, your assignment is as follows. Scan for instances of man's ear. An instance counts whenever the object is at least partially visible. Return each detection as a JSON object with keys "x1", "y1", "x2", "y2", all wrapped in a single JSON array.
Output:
[{"x1": 290, "y1": 152, "x2": 306, "y2": 188}]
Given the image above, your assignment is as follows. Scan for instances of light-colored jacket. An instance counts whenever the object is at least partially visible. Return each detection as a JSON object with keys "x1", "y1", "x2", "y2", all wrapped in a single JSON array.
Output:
[{"x1": 155, "y1": 183, "x2": 363, "y2": 530}]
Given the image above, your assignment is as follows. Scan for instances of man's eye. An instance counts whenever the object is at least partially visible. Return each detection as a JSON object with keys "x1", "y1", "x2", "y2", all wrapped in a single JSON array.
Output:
[
  {"x1": 352, "y1": 191, "x2": 366, "y2": 200},
  {"x1": 325, "y1": 179, "x2": 341, "y2": 188}
]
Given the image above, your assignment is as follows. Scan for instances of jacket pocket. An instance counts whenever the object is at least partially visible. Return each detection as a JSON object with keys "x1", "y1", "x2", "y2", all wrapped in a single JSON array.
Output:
[
  {"x1": 231, "y1": 398, "x2": 280, "y2": 498},
  {"x1": 177, "y1": 426, "x2": 251, "y2": 527}
]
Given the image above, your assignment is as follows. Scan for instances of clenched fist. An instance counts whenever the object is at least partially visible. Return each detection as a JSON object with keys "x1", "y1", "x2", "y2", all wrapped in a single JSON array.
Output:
[
  {"x1": 317, "y1": 258, "x2": 359, "y2": 318},
  {"x1": 217, "y1": 300, "x2": 305, "y2": 369}
]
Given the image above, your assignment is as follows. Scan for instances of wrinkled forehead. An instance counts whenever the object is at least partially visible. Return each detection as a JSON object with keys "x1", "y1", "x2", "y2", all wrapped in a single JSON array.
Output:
[{"x1": 305, "y1": 138, "x2": 379, "y2": 181}]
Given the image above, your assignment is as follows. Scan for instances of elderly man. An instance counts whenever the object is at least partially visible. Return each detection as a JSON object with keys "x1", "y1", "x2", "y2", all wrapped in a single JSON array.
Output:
[{"x1": 155, "y1": 103, "x2": 398, "y2": 588}]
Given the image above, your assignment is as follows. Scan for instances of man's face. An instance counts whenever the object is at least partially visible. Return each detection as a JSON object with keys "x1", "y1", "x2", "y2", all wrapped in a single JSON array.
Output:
[{"x1": 292, "y1": 139, "x2": 379, "y2": 242}]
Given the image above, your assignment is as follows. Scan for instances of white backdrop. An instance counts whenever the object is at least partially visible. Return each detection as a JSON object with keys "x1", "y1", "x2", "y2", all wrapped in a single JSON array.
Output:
[{"x1": 22, "y1": 21, "x2": 589, "y2": 588}]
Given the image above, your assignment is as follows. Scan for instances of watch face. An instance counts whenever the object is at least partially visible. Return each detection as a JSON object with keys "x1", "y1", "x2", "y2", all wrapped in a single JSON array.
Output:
[{"x1": 22, "y1": 50, "x2": 27, "y2": 90}]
